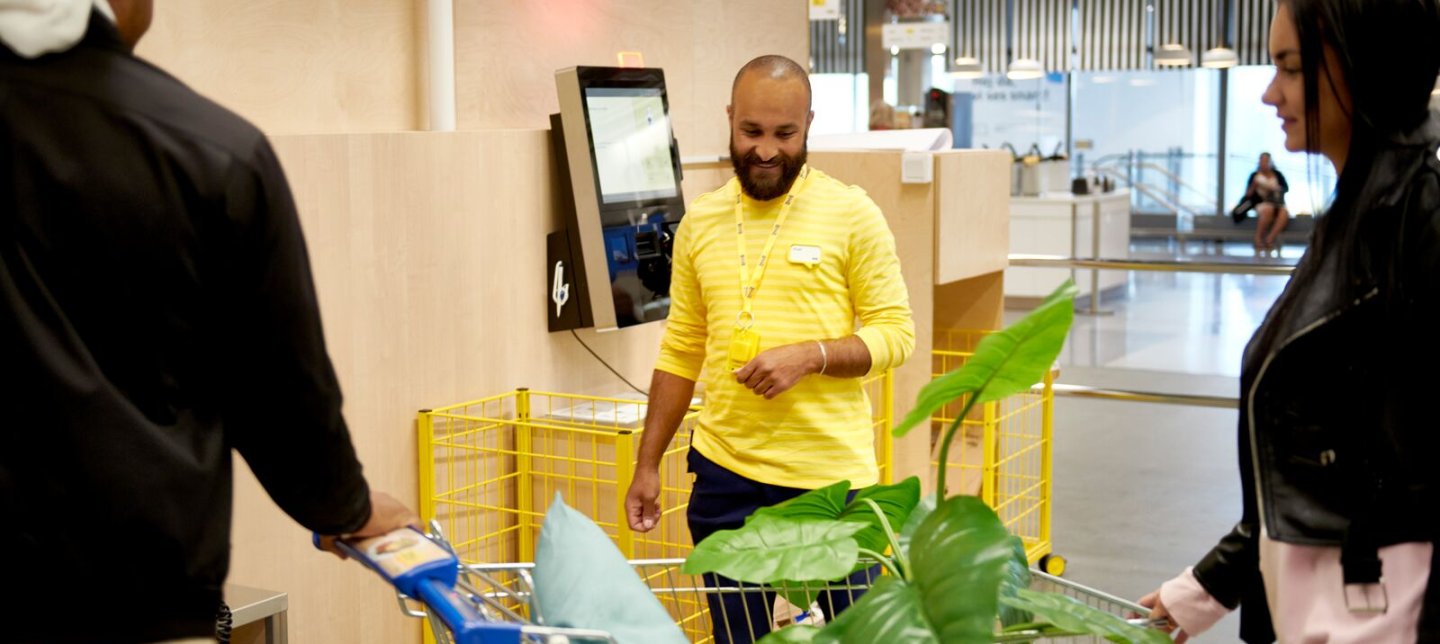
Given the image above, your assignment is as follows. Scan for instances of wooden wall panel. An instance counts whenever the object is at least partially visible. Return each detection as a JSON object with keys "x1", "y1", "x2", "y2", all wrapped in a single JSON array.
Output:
[
  {"x1": 136, "y1": 1, "x2": 806, "y2": 145},
  {"x1": 135, "y1": 0, "x2": 421, "y2": 134},
  {"x1": 453, "y1": 0, "x2": 807, "y2": 157},
  {"x1": 935, "y1": 272, "x2": 1007, "y2": 334},
  {"x1": 935, "y1": 150, "x2": 1011, "y2": 284}
]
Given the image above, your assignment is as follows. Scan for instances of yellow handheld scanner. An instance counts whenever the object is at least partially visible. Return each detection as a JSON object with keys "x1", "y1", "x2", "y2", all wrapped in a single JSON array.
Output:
[{"x1": 727, "y1": 327, "x2": 760, "y2": 371}]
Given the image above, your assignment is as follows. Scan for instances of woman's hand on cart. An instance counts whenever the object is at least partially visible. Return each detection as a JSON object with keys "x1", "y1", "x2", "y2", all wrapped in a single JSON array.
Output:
[
  {"x1": 316, "y1": 491, "x2": 421, "y2": 559},
  {"x1": 1138, "y1": 589, "x2": 1186, "y2": 643}
]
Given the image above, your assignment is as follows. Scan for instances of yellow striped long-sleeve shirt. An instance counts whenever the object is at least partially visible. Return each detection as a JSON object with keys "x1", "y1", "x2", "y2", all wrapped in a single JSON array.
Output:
[{"x1": 655, "y1": 165, "x2": 915, "y2": 488}]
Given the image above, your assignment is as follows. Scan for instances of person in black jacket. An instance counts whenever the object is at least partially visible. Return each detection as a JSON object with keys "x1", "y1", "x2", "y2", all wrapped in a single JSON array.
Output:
[
  {"x1": 1140, "y1": 0, "x2": 1440, "y2": 642},
  {"x1": 0, "y1": 1, "x2": 417, "y2": 641},
  {"x1": 1244, "y1": 152, "x2": 1291, "y2": 253}
]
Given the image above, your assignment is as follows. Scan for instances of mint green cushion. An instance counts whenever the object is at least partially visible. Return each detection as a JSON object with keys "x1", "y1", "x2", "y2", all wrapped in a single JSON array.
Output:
[{"x1": 532, "y1": 494, "x2": 689, "y2": 644}]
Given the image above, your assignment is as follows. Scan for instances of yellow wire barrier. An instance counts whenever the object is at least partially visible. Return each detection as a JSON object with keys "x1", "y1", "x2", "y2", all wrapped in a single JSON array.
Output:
[
  {"x1": 416, "y1": 371, "x2": 891, "y2": 643},
  {"x1": 931, "y1": 330, "x2": 1057, "y2": 566}
]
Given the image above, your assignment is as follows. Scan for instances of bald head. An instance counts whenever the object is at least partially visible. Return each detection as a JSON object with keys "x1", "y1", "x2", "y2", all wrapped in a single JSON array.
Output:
[
  {"x1": 727, "y1": 56, "x2": 813, "y2": 201},
  {"x1": 731, "y1": 55, "x2": 812, "y2": 108}
]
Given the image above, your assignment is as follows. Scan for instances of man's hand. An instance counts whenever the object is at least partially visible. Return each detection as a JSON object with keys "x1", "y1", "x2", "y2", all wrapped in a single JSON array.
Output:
[
  {"x1": 735, "y1": 341, "x2": 822, "y2": 399},
  {"x1": 317, "y1": 491, "x2": 421, "y2": 559},
  {"x1": 625, "y1": 468, "x2": 662, "y2": 532}
]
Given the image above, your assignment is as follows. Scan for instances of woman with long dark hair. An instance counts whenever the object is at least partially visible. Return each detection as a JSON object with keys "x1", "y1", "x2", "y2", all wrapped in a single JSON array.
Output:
[
  {"x1": 1140, "y1": 0, "x2": 1440, "y2": 641},
  {"x1": 1245, "y1": 152, "x2": 1291, "y2": 253}
]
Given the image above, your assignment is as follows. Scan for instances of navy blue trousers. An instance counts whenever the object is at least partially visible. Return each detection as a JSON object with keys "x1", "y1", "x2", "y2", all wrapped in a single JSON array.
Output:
[{"x1": 686, "y1": 448, "x2": 877, "y2": 644}]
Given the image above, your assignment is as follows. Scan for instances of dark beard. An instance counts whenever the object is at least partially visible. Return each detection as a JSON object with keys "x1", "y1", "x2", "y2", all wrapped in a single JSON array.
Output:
[{"x1": 730, "y1": 140, "x2": 807, "y2": 201}]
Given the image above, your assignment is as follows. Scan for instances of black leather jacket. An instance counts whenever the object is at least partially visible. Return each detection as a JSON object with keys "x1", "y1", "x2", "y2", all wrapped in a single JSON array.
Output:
[
  {"x1": 1, "y1": 14, "x2": 371, "y2": 642},
  {"x1": 1192, "y1": 115, "x2": 1440, "y2": 643}
]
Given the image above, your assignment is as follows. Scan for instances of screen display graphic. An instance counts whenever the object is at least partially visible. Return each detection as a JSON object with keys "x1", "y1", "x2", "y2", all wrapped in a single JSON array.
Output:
[{"x1": 584, "y1": 87, "x2": 679, "y2": 205}]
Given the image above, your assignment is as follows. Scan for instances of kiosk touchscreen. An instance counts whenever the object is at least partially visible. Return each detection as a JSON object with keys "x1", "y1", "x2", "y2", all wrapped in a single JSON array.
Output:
[{"x1": 548, "y1": 66, "x2": 685, "y2": 332}]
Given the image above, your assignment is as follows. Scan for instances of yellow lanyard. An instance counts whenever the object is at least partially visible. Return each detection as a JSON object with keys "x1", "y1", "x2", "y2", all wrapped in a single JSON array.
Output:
[{"x1": 734, "y1": 166, "x2": 809, "y2": 329}]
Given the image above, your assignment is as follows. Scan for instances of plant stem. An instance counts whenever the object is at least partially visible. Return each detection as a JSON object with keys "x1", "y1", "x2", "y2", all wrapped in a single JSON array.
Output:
[
  {"x1": 935, "y1": 394, "x2": 980, "y2": 500},
  {"x1": 856, "y1": 547, "x2": 903, "y2": 579},
  {"x1": 861, "y1": 498, "x2": 909, "y2": 581}
]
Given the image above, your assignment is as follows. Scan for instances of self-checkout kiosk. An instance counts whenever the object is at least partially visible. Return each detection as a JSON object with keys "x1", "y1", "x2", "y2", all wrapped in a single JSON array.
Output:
[{"x1": 547, "y1": 66, "x2": 685, "y2": 332}]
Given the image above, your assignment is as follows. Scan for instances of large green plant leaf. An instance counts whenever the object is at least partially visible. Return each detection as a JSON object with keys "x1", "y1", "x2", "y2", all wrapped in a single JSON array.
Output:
[
  {"x1": 910, "y1": 495, "x2": 1014, "y2": 642},
  {"x1": 997, "y1": 536, "x2": 1034, "y2": 627},
  {"x1": 748, "y1": 478, "x2": 920, "y2": 607},
  {"x1": 811, "y1": 576, "x2": 938, "y2": 644},
  {"x1": 681, "y1": 515, "x2": 864, "y2": 583},
  {"x1": 839, "y1": 477, "x2": 920, "y2": 554},
  {"x1": 894, "y1": 279, "x2": 1077, "y2": 437},
  {"x1": 741, "y1": 482, "x2": 856, "y2": 609},
  {"x1": 798, "y1": 497, "x2": 1010, "y2": 643},
  {"x1": 999, "y1": 588, "x2": 1170, "y2": 644},
  {"x1": 757, "y1": 624, "x2": 823, "y2": 643},
  {"x1": 750, "y1": 477, "x2": 920, "y2": 556},
  {"x1": 748, "y1": 481, "x2": 851, "y2": 524},
  {"x1": 897, "y1": 492, "x2": 937, "y2": 555}
]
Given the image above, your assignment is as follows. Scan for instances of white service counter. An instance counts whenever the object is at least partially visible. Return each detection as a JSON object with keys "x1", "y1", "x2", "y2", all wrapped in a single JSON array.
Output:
[{"x1": 1007, "y1": 190, "x2": 1131, "y2": 300}]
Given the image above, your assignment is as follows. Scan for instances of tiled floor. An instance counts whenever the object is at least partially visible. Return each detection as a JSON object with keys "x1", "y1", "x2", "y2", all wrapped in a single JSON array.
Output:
[
  {"x1": 1038, "y1": 241, "x2": 1299, "y2": 378},
  {"x1": 1018, "y1": 240, "x2": 1305, "y2": 642}
]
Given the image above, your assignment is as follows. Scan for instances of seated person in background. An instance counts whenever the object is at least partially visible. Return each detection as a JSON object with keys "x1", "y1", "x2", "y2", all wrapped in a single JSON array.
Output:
[
  {"x1": 1245, "y1": 152, "x2": 1291, "y2": 252},
  {"x1": 868, "y1": 99, "x2": 896, "y2": 130}
]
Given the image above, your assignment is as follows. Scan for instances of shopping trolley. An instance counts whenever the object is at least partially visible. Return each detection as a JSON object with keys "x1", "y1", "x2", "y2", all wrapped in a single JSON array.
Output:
[{"x1": 334, "y1": 525, "x2": 1168, "y2": 643}]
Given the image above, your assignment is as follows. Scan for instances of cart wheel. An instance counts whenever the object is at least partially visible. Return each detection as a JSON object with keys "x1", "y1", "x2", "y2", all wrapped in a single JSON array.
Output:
[{"x1": 1038, "y1": 553, "x2": 1067, "y2": 577}]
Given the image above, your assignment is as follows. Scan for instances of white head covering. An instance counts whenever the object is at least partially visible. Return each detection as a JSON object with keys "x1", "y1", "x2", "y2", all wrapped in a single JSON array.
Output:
[{"x1": 0, "y1": 0, "x2": 114, "y2": 59}]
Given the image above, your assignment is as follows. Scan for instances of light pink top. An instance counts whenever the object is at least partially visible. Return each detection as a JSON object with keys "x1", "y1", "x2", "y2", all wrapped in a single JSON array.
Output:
[{"x1": 1160, "y1": 534, "x2": 1432, "y2": 642}]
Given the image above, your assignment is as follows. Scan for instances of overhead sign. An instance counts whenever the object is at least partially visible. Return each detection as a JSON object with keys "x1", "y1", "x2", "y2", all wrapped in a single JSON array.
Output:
[
  {"x1": 810, "y1": 0, "x2": 841, "y2": 20},
  {"x1": 882, "y1": 21, "x2": 950, "y2": 50}
]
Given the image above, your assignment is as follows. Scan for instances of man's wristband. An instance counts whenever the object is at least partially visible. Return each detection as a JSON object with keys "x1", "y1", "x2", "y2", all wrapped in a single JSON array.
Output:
[{"x1": 816, "y1": 340, "x2": 829, "y2": 375}]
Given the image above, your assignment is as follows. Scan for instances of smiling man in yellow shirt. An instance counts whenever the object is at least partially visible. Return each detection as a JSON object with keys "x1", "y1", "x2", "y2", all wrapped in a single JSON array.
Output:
[{"x1": 623, "y1": 54, "x2": 914, "y2": 643}]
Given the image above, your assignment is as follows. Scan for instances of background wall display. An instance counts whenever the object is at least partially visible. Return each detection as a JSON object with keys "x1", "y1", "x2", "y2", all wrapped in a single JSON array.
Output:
[{"x1": 949, "y1": 74, "x2": 1067, "y2": 155}]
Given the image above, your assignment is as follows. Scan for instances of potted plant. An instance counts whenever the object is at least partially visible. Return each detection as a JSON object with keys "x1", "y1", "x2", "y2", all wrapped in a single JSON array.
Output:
[{"x1": 682, "y1": 280, "x2": 1168, "y2": 643}]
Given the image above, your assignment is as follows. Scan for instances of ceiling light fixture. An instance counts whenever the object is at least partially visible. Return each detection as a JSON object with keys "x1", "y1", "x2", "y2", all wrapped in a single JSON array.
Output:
[
  {"x1": 1004, "y1": 0, "x2": 1046, "y2": 82},
  {"x1": 1007, "y1": 57, "x2": 1044, "y2": 80},
  {"x1": 950, "y1": 56, "x2": 984, "y2": 79},
  {"x1": 1201, "y1": 46, "x2": 1238, "y2": 69},
  {"x1": 1154, "y1": 43, "x2": 1193, "y2": 66}
]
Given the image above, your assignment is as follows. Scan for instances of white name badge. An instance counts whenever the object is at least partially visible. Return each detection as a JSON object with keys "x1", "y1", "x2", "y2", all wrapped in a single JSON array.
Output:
[{"x1": 788, "y1": 244, "x2": 822, "y2": 267}]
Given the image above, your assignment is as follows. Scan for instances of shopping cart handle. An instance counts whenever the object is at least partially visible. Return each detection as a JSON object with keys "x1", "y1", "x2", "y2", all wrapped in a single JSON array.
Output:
[
  {"x1": 414, "y1": 578, "x2": 524, "y2": 643},
  {"x1": 314, "y1": 527, "x2": 459, "y2": 597},
  {"x1": 317, "y1": 529, "x2": 531, "y2": 644},
  {"x1": 310, "y1": 532, "x2": 361, "y2": 558}
]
